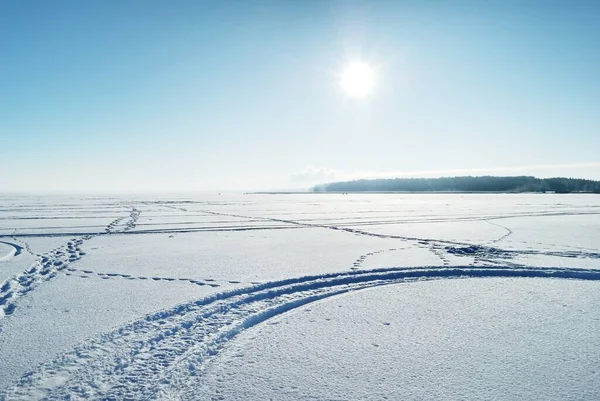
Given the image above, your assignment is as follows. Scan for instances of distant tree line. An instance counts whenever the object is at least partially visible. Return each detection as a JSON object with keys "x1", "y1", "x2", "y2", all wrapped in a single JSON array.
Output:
[{"x1": 313, "y1": 176, "x2": 600, "y2": 193}]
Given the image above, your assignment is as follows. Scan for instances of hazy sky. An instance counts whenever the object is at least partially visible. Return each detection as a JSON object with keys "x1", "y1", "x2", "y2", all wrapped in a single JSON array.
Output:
[{"x1": 1, "y1": 0, "x2": 599, "y2": 192}]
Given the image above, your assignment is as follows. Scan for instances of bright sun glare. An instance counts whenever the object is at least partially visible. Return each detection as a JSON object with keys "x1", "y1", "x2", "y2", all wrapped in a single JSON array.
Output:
[{"x1": 340, "y1": 61, "x2": 375, "y2": 98}]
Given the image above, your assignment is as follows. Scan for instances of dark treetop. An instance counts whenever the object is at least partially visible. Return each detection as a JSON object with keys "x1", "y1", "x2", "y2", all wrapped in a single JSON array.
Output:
[{"x1": 313, "y1": 176, "x2": 600, "y2": 193}]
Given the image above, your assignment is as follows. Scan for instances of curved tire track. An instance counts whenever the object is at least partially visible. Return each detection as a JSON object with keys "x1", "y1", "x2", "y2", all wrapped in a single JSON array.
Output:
[
  {"x1": 4, "y1": 265, "x2": 600, "y2": 400},
  {"x1": 0, "y1": 240, "x2": 24, "y2": 262}
]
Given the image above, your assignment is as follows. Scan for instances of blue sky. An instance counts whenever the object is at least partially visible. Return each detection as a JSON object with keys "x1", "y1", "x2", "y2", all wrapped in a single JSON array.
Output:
[{"x1": 1, "y1": 0, "x2": 599, "y2": 192}]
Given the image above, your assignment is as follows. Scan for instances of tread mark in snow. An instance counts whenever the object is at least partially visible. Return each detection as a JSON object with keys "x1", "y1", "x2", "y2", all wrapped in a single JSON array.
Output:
[
  {"x1": 4, "y1": 265, "x2": 600, "y2": 400},
  {"x1": 0, "y1": 240, "x2": 25, "y2": 261}
]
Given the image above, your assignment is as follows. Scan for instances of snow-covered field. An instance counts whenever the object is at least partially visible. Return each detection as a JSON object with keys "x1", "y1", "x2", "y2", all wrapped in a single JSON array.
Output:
[{"x1": 0, "y1": 193, "x2": 599, "y2": 400}]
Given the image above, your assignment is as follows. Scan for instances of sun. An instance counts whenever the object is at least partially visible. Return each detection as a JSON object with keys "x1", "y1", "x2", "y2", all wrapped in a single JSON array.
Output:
[{"x1": 340, "y1": 61, "x2": 375, "y2": 98}]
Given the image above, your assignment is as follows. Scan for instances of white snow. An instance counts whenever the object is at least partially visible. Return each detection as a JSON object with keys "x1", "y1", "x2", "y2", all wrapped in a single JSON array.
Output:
[
  {"x1": 192, "y1": 278, "x2": 600, "y2": 401},
  {"x1": 0, "y1": 243, "x2": 16, "y2": 262},
  {"x1": 0, "y1": 193, "x2": 599, "y2": 400}
]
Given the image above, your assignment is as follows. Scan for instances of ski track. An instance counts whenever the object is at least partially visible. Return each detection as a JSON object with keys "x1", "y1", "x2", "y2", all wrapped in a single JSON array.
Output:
[
  {"x1": 148, "y1": 202, "x2": 189, "y2": 213},
  {"x1": 486, "y1": 220, "x2": 514, "y2": 243},
  {"x1": 0, "y1": 207, "x2": 140, "y2": 319},
  {"x1": 199, "y1": 209, "x2": 600, "y2": 262},
  {"x1": 2, "y1": 265, "x2": 600, "y2": 400}
]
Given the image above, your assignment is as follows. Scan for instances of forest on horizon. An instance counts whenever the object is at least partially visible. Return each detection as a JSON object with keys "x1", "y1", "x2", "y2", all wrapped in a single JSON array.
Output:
[{"x1": 313, "y1": 176, "x2": 600, "y2": 193}]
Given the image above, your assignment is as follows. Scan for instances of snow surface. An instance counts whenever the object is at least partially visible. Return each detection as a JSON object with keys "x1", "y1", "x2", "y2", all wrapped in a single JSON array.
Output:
[
  {"x1": 0, "y1": 243, "x2": 16, "y2": 263},
  {"x1": 0, "y1": 193, "x2": 599, "y2": 400},
  {"x1": 191, "y1": 278, "x2": 600, "y2": 400}
]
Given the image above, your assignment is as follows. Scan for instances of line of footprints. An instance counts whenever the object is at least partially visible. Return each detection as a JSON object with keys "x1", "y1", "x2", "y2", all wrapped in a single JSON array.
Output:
[
  {"x1": 63, "y1": 267, "x2": 261, "y2": 287},
  {"x1": 352, "y1": 248, "x2": 403, "y2": 270}
]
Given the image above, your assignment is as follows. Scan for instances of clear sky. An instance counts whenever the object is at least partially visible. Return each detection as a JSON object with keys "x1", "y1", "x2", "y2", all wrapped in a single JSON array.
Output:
[{"x1": 1, "y1": 0, "x2": 599, "y2": 192}]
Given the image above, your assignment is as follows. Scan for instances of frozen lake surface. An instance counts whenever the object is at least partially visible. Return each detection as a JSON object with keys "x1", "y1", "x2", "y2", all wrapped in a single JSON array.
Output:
[{"x1": 0, "y1": 193, "x2": 599, "y2": 400}]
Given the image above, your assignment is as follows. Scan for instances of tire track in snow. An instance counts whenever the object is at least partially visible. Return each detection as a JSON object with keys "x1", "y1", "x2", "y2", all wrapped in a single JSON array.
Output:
[
  {"x1": 0, "y1": 240, "x2": 24, "y2": 262},
  {"x1": 0, "y1": 207, "x2": 140, "y2": 319},
  {"x1": 4, "y1": 265, "x2": 600, "y2": 400}
]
